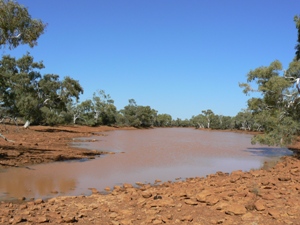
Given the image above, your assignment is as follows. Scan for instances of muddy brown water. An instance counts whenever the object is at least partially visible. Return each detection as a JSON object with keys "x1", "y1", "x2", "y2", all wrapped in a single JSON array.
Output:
[{"x1": 0, "y1": 128, "x2": 293, "y2": 201}]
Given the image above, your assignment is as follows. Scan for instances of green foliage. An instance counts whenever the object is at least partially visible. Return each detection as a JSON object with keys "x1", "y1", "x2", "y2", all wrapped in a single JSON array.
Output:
[
  {"x1": 190, "y1": 114, "x2": 206, "y2": 128},
  {"x1": 233, "y1": 110, "x2": 255, "y2": 130},
  {"x1": 0, "y1": 0, "x2": 46, "y2": 49},
  {"x1": 117, "y1": 99, "x2": 157, "y2": 128},
  {"x1": 0, "y1": 53, "x2": 83, "y2": 125},
  {"x1": 92, "y1": 90, "x2": 117, "y2": 125},
  {"x1": 171, "y1": 118, "x2": 192, "y2": 127},
  {"x1": 201, "y1": 109, "x2": 214, "y2": 128},
  {"x1": 155, "y1": 114, "x2": 172, "y2": 127},
  {"x1": 238, "y1": 14, "x2": 300, "y2": 145},
  {"x1": 240, "y1": 58, "x2": 300, "y2": 146},
  {"x1": 294, "y1": 15, "x2": 300, "y2": 61}
]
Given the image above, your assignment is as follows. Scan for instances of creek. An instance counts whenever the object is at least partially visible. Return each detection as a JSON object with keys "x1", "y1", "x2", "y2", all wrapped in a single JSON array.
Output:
[{"x1": 0, "y1": 128, "x2": 293, "y2": 201}]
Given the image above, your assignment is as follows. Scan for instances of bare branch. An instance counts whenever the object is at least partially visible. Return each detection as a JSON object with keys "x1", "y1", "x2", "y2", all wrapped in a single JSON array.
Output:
[
  {"x1": 284, "y1": 76, "x2": 297, "y2": 81},
  {"x1": 0, "y1": 132, "x2": 14, "y2": 142}
]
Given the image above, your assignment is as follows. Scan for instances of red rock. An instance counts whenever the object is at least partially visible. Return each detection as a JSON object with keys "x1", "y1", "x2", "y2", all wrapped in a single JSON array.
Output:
[
  {"x1": 254, "y1": 200, "x2": 265, "y2": 211},
  {"x1": 141, "y1": 191, "x2": 152, "y2": 198},
  {"x1": 268, "y1": 209, "x2": 281, "y2": 219},
  {"x1": 225, "y1": 204, "x2": 247, "y2": 215},
  {"x1": 205, "y1": 196, "x2": 219, "y2": 206},
  {"x1": 184, "y1": 199, "x2": 198, "y2": 205},
  {"x1": 278, "y1": 176, "x2": 291, "y2": 181},
  {"x1": 196, "y1": 190, "x2": 212, "y2": 202}
]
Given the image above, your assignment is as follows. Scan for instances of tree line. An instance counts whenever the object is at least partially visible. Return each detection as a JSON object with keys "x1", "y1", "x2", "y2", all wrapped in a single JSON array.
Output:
[
  {"x1": 1, "y1": 0, "x2": 300, "y2": 147},
  {"x1": 0, "y1": 44, "x2": 262, "y2": 130},
  {"x1": 0, "y1": 46, "x2": 270, "y2": 131}
]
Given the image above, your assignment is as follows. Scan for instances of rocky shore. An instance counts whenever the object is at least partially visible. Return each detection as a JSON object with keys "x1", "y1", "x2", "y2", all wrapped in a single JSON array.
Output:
[
  {"x1": 0, "y1": 125, "x2": 127, "y2": 168},
  {"x1": 1, "y1": 125, "x2": 300, "y2": 224},
  {"x1": 0, "y1": 156, "x2": 299, "y2": 224}
]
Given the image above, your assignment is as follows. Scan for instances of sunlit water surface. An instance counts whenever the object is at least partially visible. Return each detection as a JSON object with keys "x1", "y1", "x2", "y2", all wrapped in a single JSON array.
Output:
[{"x1": 0, "y1": 128, "x2": 293, "y2": 201}]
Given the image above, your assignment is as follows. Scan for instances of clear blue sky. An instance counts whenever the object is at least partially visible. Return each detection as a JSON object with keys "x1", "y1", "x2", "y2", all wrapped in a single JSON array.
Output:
[{"x1": 5, "y1": 0, "x2": 300, "y2": 119}]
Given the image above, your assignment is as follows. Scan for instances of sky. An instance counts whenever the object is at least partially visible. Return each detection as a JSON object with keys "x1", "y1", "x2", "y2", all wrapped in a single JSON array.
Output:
[{"x1": 3, "y1": 0, "x2": 300, "y2": 119}]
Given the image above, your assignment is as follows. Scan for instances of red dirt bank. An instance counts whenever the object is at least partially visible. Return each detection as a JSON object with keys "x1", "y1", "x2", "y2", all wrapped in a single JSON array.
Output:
[{"x1": 0, "y1": 125, "x2": 300, "y2": 225}]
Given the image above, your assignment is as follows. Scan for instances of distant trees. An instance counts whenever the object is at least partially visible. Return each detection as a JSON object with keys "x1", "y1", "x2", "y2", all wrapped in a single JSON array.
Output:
[
  {"x1": 116, "y1": 99, "x2": 157, "y2": 128},
  {"x1": 190, "y1": 110, "x2": 233, "y2": 130},
  {"x1": 233, "y1": 110, "x2": 255, "y2": 131},
  {"x1": 2, "y1": 1, "x2": 300, "y2": 150},
  {"x1": 155, "y1": 114, "x2": 172, "y2": 127},
  {"x1": 68, "y1": 90, "x2": 117, "y2": 126}
]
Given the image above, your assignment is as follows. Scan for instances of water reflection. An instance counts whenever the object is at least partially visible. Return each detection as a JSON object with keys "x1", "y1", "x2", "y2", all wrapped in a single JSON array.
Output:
[
  {"x1": 0, "y1": 128, "x2": 293, "y2": 201},
  {"x1": 245, "y1": 147, "x2": 293, "y2": 157},
  {"x1": 0, "y1": 166, "x2": 77, "y2": 200}
]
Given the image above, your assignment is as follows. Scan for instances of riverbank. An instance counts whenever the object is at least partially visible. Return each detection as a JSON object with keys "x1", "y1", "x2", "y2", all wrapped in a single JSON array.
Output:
[
  {"x1": 0, "y1": 125, "x2": 135, "y2": 168},
  {"x1": 1, "y1": 156, "x2": 299, "y2": 224},
  {"x1": 0, "y1": 125, "x2": 300, "y2": 224}
]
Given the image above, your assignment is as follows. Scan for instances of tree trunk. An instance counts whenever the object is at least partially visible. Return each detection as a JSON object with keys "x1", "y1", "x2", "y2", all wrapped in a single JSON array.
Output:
[{"x1": 24, "y1": 120, "x2": 30, "y2": 129}]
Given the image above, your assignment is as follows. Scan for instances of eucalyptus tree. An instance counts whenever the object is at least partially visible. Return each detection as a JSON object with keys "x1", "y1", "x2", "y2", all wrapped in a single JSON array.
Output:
[
  {"x1": 92, "y1": 90, "x2": 117, "y2": 125},
  {"x1": 239, "y1": 59, "x2": 300, "y2": 146},
  {"x1": 220, "y1": 115, "x2": 233, "y2": 130},
  {"x1": 238, "y1": 15, "x2": 300, "y2": 146},
  {"x1": 209, "y1": 114, "x2": 233, "y2": 130},
  {"x1": 294, "y1": 15, "x2": 300, "y2": 61},
  {"x1": 136, "y1": 106, "x2": 157, "y2": 127},
  {"x1": 118, "y1": 99, "x2": 139, "y2": 127},
  {"x1": 118, "y1": 99, "x2": 157, "y2": 127},
  {"x1": 190, "y1": 114, "x2": 206, "y2": 128},
  {"x1": 201, "y1": 109, "x2": 214, "y2": 129},
  {"x1": 155, "y1": 113, "x2": 172, "y2": 127},
  {"x1": 68, "y1": 99, "x2": 95, "y2": 125},
  {"x1": 0, "y1": 0, "x2": 46, "y2": 140},
  {"x1": 233, "y1": 109, "x2": 255, "y2": 131},
  {"x1": 171, "y1": 118, "x2": 192, "y2": 127},
  {"x1": 0, "y1": 0, "x2": 46, "y2": 49},
  {"x1": 0, "y1": 53, "x2": 83, "y2": 125}
]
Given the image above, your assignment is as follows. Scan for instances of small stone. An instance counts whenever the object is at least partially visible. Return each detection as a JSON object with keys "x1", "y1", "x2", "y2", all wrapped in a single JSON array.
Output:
[
  {"x1": 142, "y1": 191, "x2": 152, "y2": 198},
  {"x1": 262, "y1": 194, "x2": 275, "y2": 200},
  {"x1": 196, "y1": 190, "x2": 212, "y2": 202},
  {"x1": 180, "y1": 215, "x2": 193, "y2": 222},
  {"x1": 278, "y1": 176, "x2": 291, "y2": 181},
  {"x1": 254, "y1": 200, "x2": 265, "y2": 211},
  {"x1": 35, "y1": 216, "x2": 49, "y2": 223},
  {"x1": 123, "y1": 183, "x2": 133, "y2": 188},
  {"x1": 217, "y1": 219, "x2": 225, "y2": 224},
  {"x1": 109, "y1": 212, "x2": 118, "y2": 219},
  {"x1": 184, "y1": 199, "x2": 198, "y2": 205},
  {"x1": 225, "y1": 204, "x2": 247, "y2": 215},
  {"x1": 152, "y1": 219, "x2": 163, "y2": 224},
  {"x1": 11, "y1": 215, "x2": 25, "y2": 224},
  {"x1": 63, "y1": 216, "x2": 76, "y2": 223},
  {"x1": 88, "y1": 188, "x2": 99, "y2": 194},
  {"x1": 34, "y1": 199, "x2": 44, "y2": 204},
  {"x1": 268, "y1": 209, "x2": 281, "y2": 219},
  {"x1": 242, "y1": 212, "x2": 258, "y2": 222},
  {"x1": 205, "y1": 196, "x2": 219, "y2": 206},
  {"x1": 18, "y1": 197, "x2": 26, "y2": 201}
]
